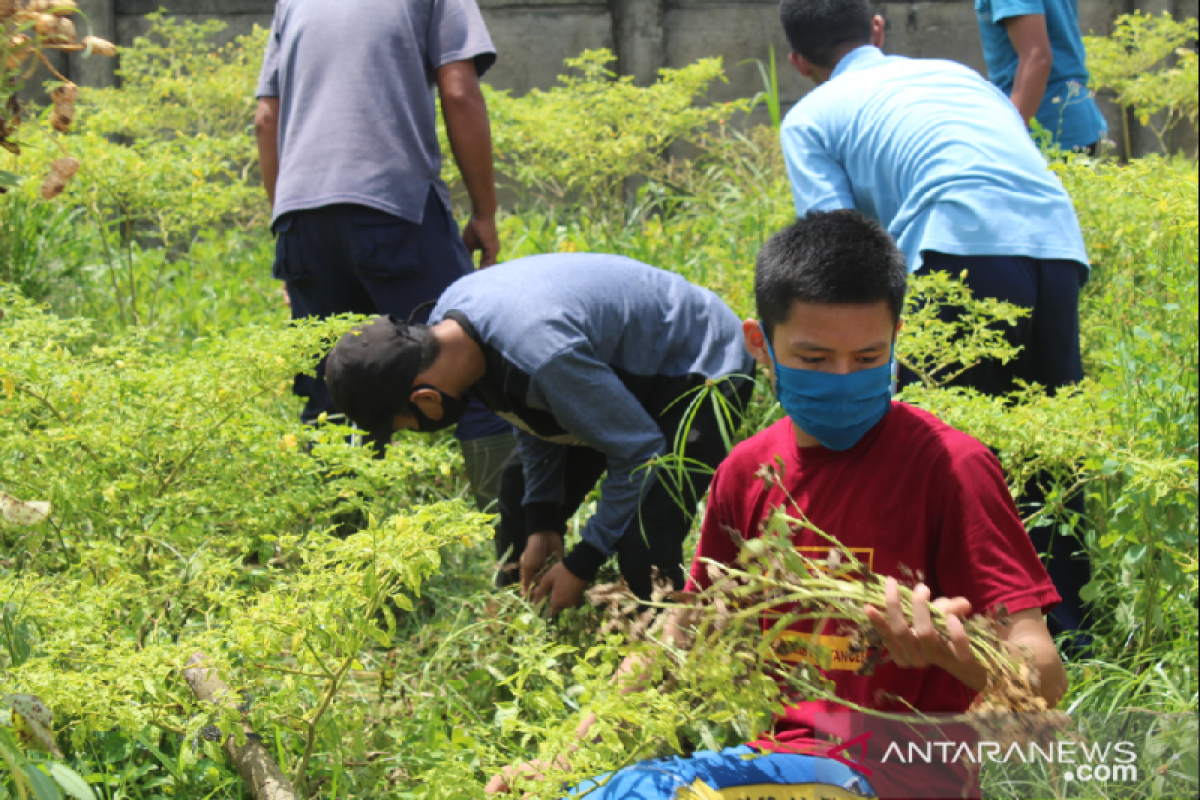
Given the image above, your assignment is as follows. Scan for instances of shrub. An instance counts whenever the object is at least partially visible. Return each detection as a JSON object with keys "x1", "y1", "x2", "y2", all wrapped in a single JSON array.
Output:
[
  {"x1": 1085, "y1": 12, "x2": 1199, "y2": 157},
  {"x1": 441, "y1": 49, "x2": 755, "y2": 216}
]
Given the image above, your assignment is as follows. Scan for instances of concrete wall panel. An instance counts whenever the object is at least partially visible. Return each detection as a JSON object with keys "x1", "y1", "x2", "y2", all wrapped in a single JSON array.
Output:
[
  {"x1": 482, "y1": 8, "x2": 614, "y2": 94},
  {"x1": 116, "y1": 13, "x2": 272, "y2": 50},
  {"x1": 65, "y1": 0, "x2": 1196, "y2": 158},
  {"x1": 664, "y1": 3, "x2": 808, "y2": 105}
]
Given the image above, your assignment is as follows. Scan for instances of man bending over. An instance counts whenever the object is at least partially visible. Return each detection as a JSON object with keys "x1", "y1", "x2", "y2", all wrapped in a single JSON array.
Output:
[{"x1": 324, "y1": 254, "x2": 756, "y2": 610}]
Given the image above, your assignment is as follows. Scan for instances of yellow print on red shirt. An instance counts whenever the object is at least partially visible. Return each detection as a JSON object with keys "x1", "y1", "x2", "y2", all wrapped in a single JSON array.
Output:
[{"x1": 771, "y1": 547, "x2": 875, "y2": 672}]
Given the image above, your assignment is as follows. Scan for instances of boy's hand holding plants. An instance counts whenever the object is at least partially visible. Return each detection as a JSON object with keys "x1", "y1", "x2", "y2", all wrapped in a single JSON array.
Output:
[
  {"x1": 519, "y1": 530, "x2": 563, "y2": 590},
  {"x1": 866, "y1": 577, "x2": 976, "y2": 673},
  {"x1": 866, "y1": 576, "x2": 1067, "y2": 704}
]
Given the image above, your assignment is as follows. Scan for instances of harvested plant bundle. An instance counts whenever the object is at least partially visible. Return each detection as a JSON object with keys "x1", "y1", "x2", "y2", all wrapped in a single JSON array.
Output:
[
  {"x1": 689, "y1": 509, "x2": 1054, "y2": 713},
  {"x1": 1, "y1": 0, "x2": 115, "y2": 194},
  {"x1": 588, "y1": 462, "x2": 1065, "y2": 741}
]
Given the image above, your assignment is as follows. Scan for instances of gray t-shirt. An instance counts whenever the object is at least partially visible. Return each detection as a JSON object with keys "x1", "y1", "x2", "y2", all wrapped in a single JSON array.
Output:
[{"x1": 256, "y1": 0, "x2": 495, "y2": 226}]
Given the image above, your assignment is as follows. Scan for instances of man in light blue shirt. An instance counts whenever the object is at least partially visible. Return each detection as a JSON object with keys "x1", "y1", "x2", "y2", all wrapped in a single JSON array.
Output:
[
  {"x1": 976, "y1": 0, "x2": 1107, "y2": 152},
  {"x1": 779, "y1": 0, "x2": 1092, "y2": 638}
]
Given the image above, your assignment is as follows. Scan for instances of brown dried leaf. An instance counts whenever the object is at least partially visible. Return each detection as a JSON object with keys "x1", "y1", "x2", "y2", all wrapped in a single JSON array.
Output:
[
  {"x1": 0, "y1": 491, "x2": 51, "y2": 525},
  {"x1": 3, "y1": 694, "x2": 62, "y2": 757}
]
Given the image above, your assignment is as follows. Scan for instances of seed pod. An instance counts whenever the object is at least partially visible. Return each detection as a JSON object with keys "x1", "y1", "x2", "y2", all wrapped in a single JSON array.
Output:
[
  {"x1": 50, "y1": 101, "x2": 75, "y2": 132},
  {"x1": 35, "y1": 12, "x2": 58, "y2": 37},
  {"x1": 35, "y1": 13, "x2": 74, "y2": 43},
  {"x1": 82, "y1": 35, "x2": 116, "y2": 57},
  {"x1": 40, "y1": 156, "x2": 80, "y2": 199},
  {"x1": 50, "y1": 0, "x2": 79, "y2": 15},
  {"x1": 50, "y1": 82, "x2": 78, "y2": 105},
  {"x1": 6, "y1": 34, "x2": 33, "y2": 70},
  {"x1": 54, "y1": 15, "x2": 76, "y2": 42}
]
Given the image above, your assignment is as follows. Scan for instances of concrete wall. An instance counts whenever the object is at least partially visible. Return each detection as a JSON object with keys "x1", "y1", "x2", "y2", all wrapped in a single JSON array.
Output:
[{"x1": 36, "y1": 0, "x2": 1200, "y2": 154}]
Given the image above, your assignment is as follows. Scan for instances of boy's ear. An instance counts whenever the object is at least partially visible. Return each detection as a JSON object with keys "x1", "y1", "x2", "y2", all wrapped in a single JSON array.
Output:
[
  {"x1": 871, "y1": 14, "x2": 886, "y2": 49},
  {"x1": 788, "y1": 50, "x2": 815, "y2": 80},
  {"x1": 742, "y1": 319, "x2": 774, "y2": 370}
]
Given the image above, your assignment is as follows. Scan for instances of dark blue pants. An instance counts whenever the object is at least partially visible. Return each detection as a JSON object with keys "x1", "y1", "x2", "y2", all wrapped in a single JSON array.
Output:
[
  {"x1": 900, "y1": 252, "x2": 1085, "y2": 395},
  {"x1": 899, "y1": 253, "x2": 1091, "y2": 641},
  {"x1": 272, "y1": 191, "x2": 508, "y2": 441}
]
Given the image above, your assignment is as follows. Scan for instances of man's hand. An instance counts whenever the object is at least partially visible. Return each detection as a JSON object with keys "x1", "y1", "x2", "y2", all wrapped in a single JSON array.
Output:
[
  {"x1": 531, "y1": 562, "x2": 587, "y2": 614},
  {"x1": 484, "y1": 755, "x2": 572, "y2": 795},
  {"x1": 463, "y1": 213, "x2": 499, "y2": 268},
  {"x1": 865, "y1": 577, "x2": 976, "y2": 673},
  {"x1": 519, "y1": 531, "x2": 563, "y2": 592}
]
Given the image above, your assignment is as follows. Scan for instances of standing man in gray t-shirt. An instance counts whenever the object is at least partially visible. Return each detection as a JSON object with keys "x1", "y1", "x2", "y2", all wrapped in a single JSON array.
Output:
[{"x1": 255, "y1": 0, "x2": 516, "y2": 508}]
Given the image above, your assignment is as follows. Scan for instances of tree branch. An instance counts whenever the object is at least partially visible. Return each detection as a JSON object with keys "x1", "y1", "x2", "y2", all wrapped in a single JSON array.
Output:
[{"x1": 184, "y1": 651, "x2": 297, "y2": 800}]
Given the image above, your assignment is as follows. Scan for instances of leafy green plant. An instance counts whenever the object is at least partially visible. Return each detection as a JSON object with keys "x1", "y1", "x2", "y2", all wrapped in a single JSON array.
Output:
[
  {"x1": 0, "y1": 694, "x2": 95, "y2": 800},
  {"x1": 1084, "y1": 13, "x2": 1199, "y2": 157},
  {"x1": 0, "y1": 174, "x2": 86, "y2": 300},
  {"x1": 0, "y1": 288, "x2": 499, "y2": 797},
  {"x1": 746, "y1": 45, "x2": 783, "y2": 129},
  {"x1": 441, "y1": 49, "x2": 753, "y2": 216}
]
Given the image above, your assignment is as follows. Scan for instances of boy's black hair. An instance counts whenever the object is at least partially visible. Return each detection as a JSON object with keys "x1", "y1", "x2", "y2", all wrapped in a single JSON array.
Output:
[
  {"x1": 780, "y1": 0, "x2": 874, "y2": 68},
  {"x1": 755, "y1": 210, "x2": 907, "y2": 340}
]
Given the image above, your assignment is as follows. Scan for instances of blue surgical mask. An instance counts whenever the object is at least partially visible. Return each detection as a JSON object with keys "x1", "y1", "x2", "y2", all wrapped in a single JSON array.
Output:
[{"x1": 760, "y1": 322, "x2": 894, "y2": 451}]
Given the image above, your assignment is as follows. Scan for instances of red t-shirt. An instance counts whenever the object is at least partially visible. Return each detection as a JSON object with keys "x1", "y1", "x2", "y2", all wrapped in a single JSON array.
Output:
[{"x1": 686, "y1": 403, "x2": 1060, "y2": 799}]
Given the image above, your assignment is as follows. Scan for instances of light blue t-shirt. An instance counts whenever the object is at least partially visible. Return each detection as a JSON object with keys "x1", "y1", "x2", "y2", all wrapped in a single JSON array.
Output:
[
  {"x1": 257, "y1": 0, "x2": 495, "y2": 226},
  {"x1": 976, "y1": 0, "x2": 1107, "y2": 150},
  {"x1": 781, "y1": 46, "x2": 1089, "y2": 274}
]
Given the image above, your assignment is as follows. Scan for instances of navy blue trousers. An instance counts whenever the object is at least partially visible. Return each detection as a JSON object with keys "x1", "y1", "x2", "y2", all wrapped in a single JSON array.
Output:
[
  {"x1": 272, "y1": 191, "x2": 508, "y2": 441},
  {"x1": 899, "y1": 252, "x2": 1091, "y2": 640}
]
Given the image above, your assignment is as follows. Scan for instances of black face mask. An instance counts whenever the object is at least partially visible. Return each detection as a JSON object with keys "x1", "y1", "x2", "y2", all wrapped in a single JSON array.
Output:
[{"x1": 409, "y1": 384, "x2": 467, "y2": 432}]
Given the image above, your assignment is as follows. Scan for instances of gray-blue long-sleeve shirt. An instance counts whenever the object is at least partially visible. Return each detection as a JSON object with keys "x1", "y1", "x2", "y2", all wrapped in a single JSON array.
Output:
[{"x1": 429, "y1": 254, "x2": 754, "y2": 563}]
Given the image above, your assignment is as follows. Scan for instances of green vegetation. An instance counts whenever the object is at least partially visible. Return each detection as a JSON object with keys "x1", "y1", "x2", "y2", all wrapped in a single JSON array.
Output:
[
  {"x1": 1083, "y1": 12, "x2": 1198, "y2": 158},
  {"x1": 1, "y1": 13, "x2": 1196, "y2": 800}
]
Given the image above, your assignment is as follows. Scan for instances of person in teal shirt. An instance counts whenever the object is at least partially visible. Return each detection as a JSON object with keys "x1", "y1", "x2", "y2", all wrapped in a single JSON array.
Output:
[
  {"x1": 778, "y1": 0, "x2": 1093, "y2": 639},
  {"x1": 975, "y1": 0, "x2": 1107, "y2": 152}
]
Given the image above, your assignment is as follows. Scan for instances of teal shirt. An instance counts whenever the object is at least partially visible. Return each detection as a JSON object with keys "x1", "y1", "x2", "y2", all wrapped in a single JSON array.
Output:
[
  {"x1": 781, "y1": 46, "x2": 1089, "y2": 274},
  {"x1": 976, "y1": 0, "x2": 1107, "y2": 150}
]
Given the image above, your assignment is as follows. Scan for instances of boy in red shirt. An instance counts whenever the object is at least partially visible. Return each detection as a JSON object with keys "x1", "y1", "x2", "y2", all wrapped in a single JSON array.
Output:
[{"x1": 488, "y1": 211, "x2": 1066, "y2": 799}]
